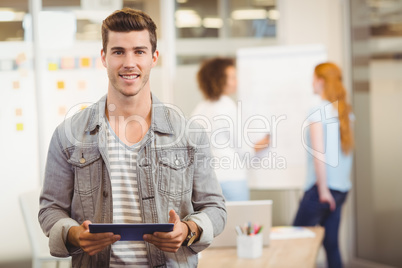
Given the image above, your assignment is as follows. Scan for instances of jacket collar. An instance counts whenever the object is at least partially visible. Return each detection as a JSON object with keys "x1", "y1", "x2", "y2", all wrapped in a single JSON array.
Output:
[{"x1": 85, "y1": 93, "x2": 174, "y2": 135}]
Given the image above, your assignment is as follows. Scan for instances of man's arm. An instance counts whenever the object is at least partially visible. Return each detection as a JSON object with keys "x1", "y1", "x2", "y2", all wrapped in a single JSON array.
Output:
[
  {"x1": 39, "y1": 128, "x2": 80, "y2": 257},
  {"x1": 39, "y1": 127, "x2": 120, "y2": 257},
  {"x1": 186, "y1": 128, "x2": 227, "y2": 251}
]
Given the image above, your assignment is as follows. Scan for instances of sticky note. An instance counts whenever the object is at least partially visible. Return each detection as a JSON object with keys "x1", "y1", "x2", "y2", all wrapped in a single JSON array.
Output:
[
  {"x1": 78, "y1": 80, "x2": 87, "y2": 90},
  {"x1": 18, "y1": 68, "x2": 29, "y2": 77},
  {"x1": 15, "y1": 108, "x2": 22, "y2": 116},
  {"x1": 13, "y1": 81, "x2": 20, "y2": 89},
  {"x1": 80, "y1": 57, "x2": 91, "y2": 68},
  {"x1": 58, "y1": 106, "x2": 67, "y2": 116},
  {"x1": 48, "y1": 62, "x2": 58, "y2": 71},
  {"x1": 16, "y1": 53, "x2": 27, "y2": 65},
  {"x1": 16, "y1": 123, "x2": 24, "y2": 131},
  {"x1": 61, "y1": 57, "x2": 75, "y2": 69},
  {"x1": 80, "y1": 105, "x2": 88, "y2": 110},
  {"x1": 57, "y1": 81, "x2": 65, "y2": 90}
]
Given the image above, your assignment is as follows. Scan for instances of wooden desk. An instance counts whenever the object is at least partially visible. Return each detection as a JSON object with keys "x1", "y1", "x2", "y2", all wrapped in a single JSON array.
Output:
[{"x1": 198, "y1": 227, "x2": 324, "y2": 268}]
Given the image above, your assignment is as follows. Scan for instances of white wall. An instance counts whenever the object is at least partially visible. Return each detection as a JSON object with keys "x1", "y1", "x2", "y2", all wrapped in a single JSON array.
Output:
[{"x1": 0, "y1": 43, "x2": 40, "y2": 263}]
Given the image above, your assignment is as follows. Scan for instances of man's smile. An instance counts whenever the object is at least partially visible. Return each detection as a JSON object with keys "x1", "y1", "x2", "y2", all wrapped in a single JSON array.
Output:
[{"x1": 120, "y1": 73, "x2": 140, "y2": 80}]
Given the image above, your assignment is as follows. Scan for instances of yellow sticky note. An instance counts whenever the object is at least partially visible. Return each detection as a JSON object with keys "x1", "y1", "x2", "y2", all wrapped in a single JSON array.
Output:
[
  {"x1": 48, "y1": 62, "x2": 58, "y2": 71},
  {"x1": 16, "y1": 123, "x2": 24, "y2": 131},
  {"x1": 15, "y1": 108, "x2": 22, "y2": 116},
  {"x1": 57, "y1": 81, "x2": 65, "y2": 90},
  {"x1": 13, "y1": 81, "x2": 20, "y2": 89},
  {"x1": 80, "y1": 105, "x2": 88, "y2": 110},
  {"x1": 80, "y1": 57, "x2": 91, "y2": 68}
]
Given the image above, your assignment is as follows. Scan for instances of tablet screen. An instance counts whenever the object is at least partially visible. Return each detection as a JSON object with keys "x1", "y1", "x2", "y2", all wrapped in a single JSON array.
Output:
[{"x1": 89, "y1": 223, "x2": 174, "y2": 241}]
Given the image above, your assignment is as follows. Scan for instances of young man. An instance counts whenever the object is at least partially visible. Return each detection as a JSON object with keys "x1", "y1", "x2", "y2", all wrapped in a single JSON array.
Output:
[{"x1": 39, "y1": 8, "x2": 226, "y2": 268}]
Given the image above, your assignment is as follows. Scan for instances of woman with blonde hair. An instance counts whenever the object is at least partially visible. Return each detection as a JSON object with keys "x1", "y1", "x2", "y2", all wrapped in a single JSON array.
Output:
[{"x1": 294, "y1": 62, "x2": 354, "y2": 268}]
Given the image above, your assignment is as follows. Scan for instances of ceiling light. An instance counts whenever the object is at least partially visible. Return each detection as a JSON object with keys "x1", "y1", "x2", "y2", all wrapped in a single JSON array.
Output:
[
  {"x1": 203, "y1": 18, "x2": 223, "y2": 28},
  {"x1": 175, "y1": 10, "x2": 202, "y2": 28},
  {"x1": 0, "y1": 10, "x2": 25, "y2": 22},
  {"x1": 267, "y1": 9, "x2": 280, "y2": 20},
  {"x1": 231, "y1": 9, "x2": 267, "y2": 20}
]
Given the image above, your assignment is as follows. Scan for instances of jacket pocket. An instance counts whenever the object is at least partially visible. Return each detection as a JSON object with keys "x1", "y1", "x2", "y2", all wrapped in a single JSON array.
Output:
[
  {"x1": 68, "y1": 147, "x2": 101, "y2": 195},
  {"x1": 158, "y1": 148, "x2": 194, "y2": 197},
  {"x1": 67, "y1": 146, "x2": 101, "y2": 221}
]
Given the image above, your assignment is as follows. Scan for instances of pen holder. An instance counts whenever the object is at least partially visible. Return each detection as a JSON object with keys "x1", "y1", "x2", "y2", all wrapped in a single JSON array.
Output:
[{"x1": 236, "y1": 233, "x2": 263, "y2": 259}]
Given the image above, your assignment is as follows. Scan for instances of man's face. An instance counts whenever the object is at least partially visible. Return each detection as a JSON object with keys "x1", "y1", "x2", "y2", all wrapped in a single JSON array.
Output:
[{"x1": 101, "y1": 30, "x2": 158, "y2": 98}]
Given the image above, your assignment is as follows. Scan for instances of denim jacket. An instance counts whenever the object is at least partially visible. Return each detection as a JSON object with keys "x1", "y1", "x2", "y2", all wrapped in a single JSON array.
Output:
[{"x1": 39, "y1": 94, "x2": 227, "y2": 268}]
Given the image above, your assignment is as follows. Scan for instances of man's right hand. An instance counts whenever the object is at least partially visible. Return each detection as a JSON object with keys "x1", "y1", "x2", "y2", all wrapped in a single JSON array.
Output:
[{"x1": 67, "y1": 220, "x2": 121, "y2": 256}]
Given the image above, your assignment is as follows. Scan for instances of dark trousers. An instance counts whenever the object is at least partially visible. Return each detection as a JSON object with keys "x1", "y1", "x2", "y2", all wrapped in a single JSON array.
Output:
[{"x1": 293, "y1": 185, "x2": 348, "y2": 268}]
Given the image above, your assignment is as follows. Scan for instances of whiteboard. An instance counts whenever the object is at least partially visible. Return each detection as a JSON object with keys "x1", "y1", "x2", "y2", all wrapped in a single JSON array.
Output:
[{"x1": 237, "y1": 44, "x2": 327, "y2": 190}]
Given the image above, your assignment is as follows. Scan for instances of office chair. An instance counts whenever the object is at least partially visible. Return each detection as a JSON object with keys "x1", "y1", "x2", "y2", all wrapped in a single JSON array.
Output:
[{"x1": 19, "y1": 188, "x2": 71, "y2": 268}]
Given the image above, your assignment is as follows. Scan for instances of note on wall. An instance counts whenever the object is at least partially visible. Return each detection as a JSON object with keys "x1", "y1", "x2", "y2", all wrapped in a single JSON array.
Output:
[
  {"x1": 16, "y1": 123, "x2": 24, "y2": 131},
  {"x1": 80, "y1": 57, "x2": 91, "y2": 68},
  {"x1": 13, "y1": 80, "x2": 20, "y2": 89},
  {"x1": 15, "y1": 108, "x2": 22, "y2": 116},
  {"x1": 61, "y1": 57, "x2": 75, "y2": 69},
  {"x1": 57, "y1": 80, "x2": 65, "y2": 90}
]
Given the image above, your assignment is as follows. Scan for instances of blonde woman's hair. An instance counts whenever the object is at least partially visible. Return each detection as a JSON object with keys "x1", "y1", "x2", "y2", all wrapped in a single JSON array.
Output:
[{"x1": 315, "y1": 62, "x2": 354, "y2": 154}]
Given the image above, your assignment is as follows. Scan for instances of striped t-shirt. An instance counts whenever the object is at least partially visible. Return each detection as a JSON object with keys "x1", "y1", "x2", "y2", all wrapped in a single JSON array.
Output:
[{"x1": 106, "y1": 120, "x2": 149, "y2": 267}]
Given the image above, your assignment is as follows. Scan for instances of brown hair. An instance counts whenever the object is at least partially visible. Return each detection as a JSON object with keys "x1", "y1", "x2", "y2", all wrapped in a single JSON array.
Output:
[
  {"x1": 101, "y1": 8, "x2": 157, "y2": 54},
  {"x1": 315, "y1": 62, "x2": 354, "y2": 154},
  {"x1": 197, "y1": 57, "x2": 235, "y2": 101}
]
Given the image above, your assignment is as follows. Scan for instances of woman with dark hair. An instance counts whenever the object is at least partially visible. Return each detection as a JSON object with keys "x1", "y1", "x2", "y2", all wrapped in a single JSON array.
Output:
[
  {"x1": 294, "y1": 62, "x2": 354, "y2": 268},
  {"x1": 191, "y1": 57, "x2": 269, "y2": 201}
]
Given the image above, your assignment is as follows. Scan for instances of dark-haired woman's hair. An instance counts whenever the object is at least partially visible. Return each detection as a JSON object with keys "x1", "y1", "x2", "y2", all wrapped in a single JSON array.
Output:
[{"x1": 197, "y1": 57, "x2": 235, "y2": 101}]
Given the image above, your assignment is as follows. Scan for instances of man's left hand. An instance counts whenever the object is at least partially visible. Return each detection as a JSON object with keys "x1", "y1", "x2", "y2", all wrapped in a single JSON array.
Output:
[{"x1": 143, "y1": 209, "x2": 187, "y2": 253}]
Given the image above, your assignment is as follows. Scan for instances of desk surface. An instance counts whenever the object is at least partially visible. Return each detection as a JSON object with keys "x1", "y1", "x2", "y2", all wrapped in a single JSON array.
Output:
[{"x1": 198, "y1": 227, "x2": 324, "y2": 268}]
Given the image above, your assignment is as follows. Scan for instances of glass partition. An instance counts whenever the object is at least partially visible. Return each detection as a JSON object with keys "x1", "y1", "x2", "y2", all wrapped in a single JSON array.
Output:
[
  {"x1": 351, "y1": 0, "x2": 402, "y2": 266},
  {"x1": 175, "y1": 0, "x2": 277, "y2": 39}
]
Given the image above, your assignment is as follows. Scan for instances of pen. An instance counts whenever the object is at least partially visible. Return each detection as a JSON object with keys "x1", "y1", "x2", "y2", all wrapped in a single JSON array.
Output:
[
  {"x1": 248, "y1": 222, "x2": 252, "y2": 235},
  {"x1": 235, "y1": 225, "x2": 243, "y2": 236}
]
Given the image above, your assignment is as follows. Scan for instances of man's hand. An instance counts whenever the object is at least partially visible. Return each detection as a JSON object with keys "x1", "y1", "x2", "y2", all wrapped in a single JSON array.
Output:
[
  {"x1": 67, "y1": 220, "x2": 121, "y2": 256},
  {"x1": 143, "y1": 210, "x2": 188, "y2": 253}
]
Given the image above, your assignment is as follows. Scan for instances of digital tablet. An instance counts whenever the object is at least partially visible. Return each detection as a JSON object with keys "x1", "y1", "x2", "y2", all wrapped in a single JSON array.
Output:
[{"x1": 89, "y1": 223, "x2": 174, "y2": 241}]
